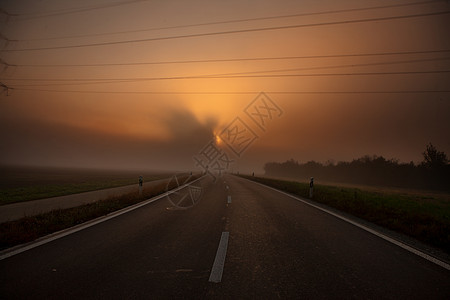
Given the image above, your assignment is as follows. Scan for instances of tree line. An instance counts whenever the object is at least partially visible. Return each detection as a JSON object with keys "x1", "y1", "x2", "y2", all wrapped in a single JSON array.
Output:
[{"x1": 264, "y1": 143, "x2": 450, "y2": 191}]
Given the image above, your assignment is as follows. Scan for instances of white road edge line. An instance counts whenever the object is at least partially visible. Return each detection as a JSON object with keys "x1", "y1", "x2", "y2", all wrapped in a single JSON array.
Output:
[
  {"x1": 0, "y1": 176, "x2": 206, "y2": 261},
  {"x1": 244, "y1": 178, "x2": 450, "y2": 271},
  {"x1": 209, "y1": 231, "x2": 229, "y2": 283}
]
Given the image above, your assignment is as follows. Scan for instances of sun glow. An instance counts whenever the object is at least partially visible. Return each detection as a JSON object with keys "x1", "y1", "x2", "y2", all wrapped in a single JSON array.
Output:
[{"x1": 214, "y1": 133, "x2": 223, "y2": 146}]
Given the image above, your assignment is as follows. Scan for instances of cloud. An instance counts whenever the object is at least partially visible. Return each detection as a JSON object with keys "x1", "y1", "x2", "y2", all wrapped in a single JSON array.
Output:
[{"x1": 0, "y1": 107, "x2": 218, "y2": 171}]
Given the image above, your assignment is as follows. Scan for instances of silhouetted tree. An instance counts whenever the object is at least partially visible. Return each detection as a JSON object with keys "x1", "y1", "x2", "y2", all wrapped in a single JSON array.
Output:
[
  {"x1": 421, "y1": 143, "x2": 448, "y2": 169},
  {"x1": 264, "y1": 145, "x2": 449, "y2": 191}
]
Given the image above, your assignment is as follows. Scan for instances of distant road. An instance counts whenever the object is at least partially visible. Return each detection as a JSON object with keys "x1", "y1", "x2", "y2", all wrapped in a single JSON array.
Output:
[
  {"x1": 1, "y1": 175, "x2": 449, "y2": 298},
  {"x1": 0, "y1": 178, "x2": 169, "y2": 223}
]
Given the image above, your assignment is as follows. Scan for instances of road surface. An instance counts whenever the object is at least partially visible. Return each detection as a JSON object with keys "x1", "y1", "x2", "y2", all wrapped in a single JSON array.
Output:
[{"x1": 1, "y1": 175, "x2": 449, "y2": 299}]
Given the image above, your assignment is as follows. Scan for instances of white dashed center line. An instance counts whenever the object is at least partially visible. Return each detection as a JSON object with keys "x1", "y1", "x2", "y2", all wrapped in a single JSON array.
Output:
[{"x1": 209, "y1": 232, "x2": 229, "y2": 283}]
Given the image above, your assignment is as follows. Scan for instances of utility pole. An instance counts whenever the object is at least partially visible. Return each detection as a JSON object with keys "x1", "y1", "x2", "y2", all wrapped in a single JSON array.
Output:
[{"x1": 0, "y1": 82, "x2": 11, "y2": 96}]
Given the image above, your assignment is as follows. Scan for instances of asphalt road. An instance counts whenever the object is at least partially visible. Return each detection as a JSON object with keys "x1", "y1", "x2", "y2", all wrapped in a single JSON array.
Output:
[{"x1": 1, "y1": 175, "x2": 449, "y2": 299}]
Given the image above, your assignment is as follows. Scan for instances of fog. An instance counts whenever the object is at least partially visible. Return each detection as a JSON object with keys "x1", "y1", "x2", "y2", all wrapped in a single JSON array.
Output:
[{"x1": 0, "y1": 0, "x2": 449, "y2": 174}]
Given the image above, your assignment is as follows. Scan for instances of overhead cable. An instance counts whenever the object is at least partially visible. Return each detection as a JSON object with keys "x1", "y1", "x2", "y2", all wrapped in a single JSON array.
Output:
[
  {"x1": 12, "y1": 0, "x2": 447, "y2": 40},
  {"x1": 9, "y1": 88, "x2": 450, "y2": 95},
  {"x1": 2, "y1": 10, "x2": 449, "y2": 52},
  {"x1": 14, "y1": 50, "x2": 450, "y2": 68},
  {"x1": 3, "y1": 70, "x2": 449, "y2": 84}
]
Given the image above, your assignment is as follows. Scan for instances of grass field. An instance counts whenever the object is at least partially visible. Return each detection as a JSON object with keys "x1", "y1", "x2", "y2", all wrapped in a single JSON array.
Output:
[
  {"x1": 0, "y1": 173, "x2": 199, "y2": 250},
  {"x1": 241, "y1": 175, "x2": 450, "y2": 254},
  {"x1": 0, "y1": 165, "x2": 171, "y2": 205}
]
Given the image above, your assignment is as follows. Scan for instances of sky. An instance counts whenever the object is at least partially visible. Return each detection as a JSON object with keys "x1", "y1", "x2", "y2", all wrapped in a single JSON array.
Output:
[{"x1": 0, "y1": 0, "x2": 449, "y2": 173}]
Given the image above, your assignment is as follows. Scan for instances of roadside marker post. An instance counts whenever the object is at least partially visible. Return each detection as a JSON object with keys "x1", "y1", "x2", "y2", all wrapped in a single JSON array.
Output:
[
  {"x1": 309, "y1": 177, "x2": 314, "y2": 198},
  {"x1": 139, "y1": 176, "x2": 143, "y2": 196}
]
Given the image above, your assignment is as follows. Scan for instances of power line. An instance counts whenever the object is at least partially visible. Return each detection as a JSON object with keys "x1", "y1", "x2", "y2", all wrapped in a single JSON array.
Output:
[
  {"x1": 3, "y1": 70, "x2": 449, "y2": 84},
  {"x1": 6, "y1": 0, "x2": 149, "y2": 20},
  {"x1": 209, "y1": 70, "x2": 450, "y2": 79},
  {"x1": 13, "y1": 50, "x2": 450, "y2": 68},
  {"x1": 8, "y1": 57, "x2": 450, "y2": 87},
  {"x1": 9, "y1": 80, "x2": 135, "y2": 87},
  {"x1": 2, "y1": 10, "x2": 449, "y2": 52},
  {"x1": 12, "y1": 0, "x2": 446, "y2": 41},
  {"x1": 0, "y1": 8, "x2": 18, "y2": 17},
  {"x1": 0, "y1": 82, "x2": 12, "y2": 96},
  {"x1": 9, "y1": 88, "x2": 450, "y2": 95},
  {"x1": 201, "y1": 59, "x2": 450, "y2": 77}
]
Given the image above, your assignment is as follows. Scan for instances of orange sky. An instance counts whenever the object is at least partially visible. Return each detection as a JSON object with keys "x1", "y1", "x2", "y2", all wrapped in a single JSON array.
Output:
[{"x1": 0, "y1": 0, "x2": 449, "y2": 172}]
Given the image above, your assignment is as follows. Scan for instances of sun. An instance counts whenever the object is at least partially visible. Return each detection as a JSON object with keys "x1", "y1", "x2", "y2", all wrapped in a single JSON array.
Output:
[{"x1": 214, "y1": 133, "x2": 223, "y2": 146}]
